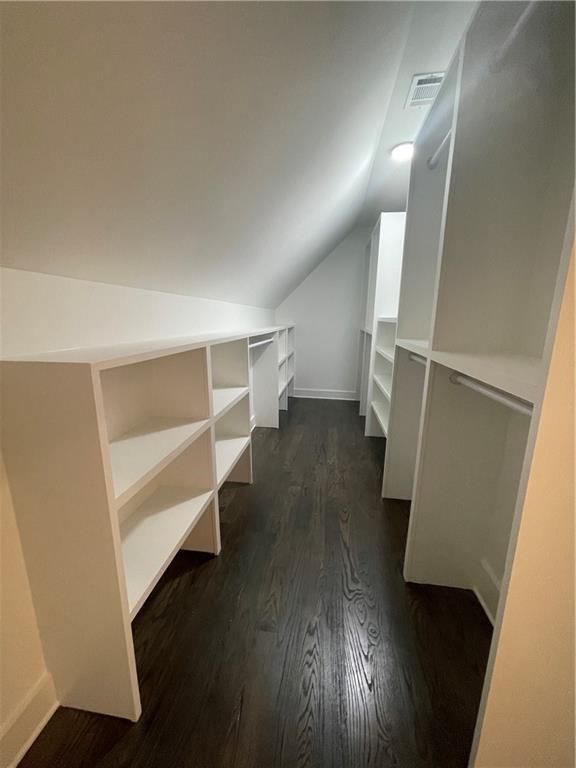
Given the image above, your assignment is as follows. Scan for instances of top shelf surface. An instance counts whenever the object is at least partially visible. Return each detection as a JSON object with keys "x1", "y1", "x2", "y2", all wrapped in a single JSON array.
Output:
[
  {"x1": 430, "y1": 350, "x2": 543, "y2": 403},
  {"x1": 1, "y1": 325, "x2": 293, "y2": 369},
  {"x1": 396, "y1": 338, "x2": 430, "y2": 357}
]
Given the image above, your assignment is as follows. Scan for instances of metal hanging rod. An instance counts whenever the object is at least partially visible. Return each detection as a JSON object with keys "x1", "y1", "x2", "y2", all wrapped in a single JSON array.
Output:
[
  {"x1": 427, "y1": 129, "x2": 452, "y2": 170},
  {"x1": 489, "y1": 1, "x2": 538, "y2": 73},
  {"x1": 408, "y1": 352, "x2": 426, "y2": 366},
  {"x1": 449, "y1": 372, "x2": 533, "y2": 417},
  {"x1": 249, "y1": 337, "x2": 274, "y2": 350}
]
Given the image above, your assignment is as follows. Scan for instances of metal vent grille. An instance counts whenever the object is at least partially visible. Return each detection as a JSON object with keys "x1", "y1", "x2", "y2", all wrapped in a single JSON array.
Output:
[{"x1": 405, "y1": 72, "x2": 445, "y2": 108}]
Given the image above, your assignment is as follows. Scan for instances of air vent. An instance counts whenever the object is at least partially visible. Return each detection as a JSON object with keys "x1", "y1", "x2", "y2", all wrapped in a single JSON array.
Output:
[{"x1": 405, "y1": 72, "x2": 445, "y2": 108}]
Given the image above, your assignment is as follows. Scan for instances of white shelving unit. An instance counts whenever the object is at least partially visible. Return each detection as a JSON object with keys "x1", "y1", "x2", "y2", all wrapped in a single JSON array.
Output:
[
  {"x1": 277, "y1": 325, "x2": 295, "y2": 412},
  {"x1": 248, "y1": 331, "x2": 278, "y2": 429},
  {"x1": 380, "y1": 3, "x2": 573, "y2": 763},
  {"x1": 359, "y1": 212, "x2": 406, "y2": 437},
  {"x1": 247, "y1": 324, "x2": 295, "y2": 428},
  {"x1": 0, "y1": 324, "x2": 290, "y2": 722}
]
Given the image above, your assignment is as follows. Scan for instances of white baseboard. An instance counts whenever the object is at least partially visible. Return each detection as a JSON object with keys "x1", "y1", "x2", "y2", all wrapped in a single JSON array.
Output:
[
  {"x1": 293, "y1": 388, "x2": 359, "y2": 401},
  {"x1": 0, "y1": 672, "x2": 58, "y2": 768}
]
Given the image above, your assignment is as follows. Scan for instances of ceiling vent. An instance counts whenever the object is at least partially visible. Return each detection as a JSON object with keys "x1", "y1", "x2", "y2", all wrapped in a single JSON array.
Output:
[{"x1": 405, "y1": 72, "x2": 445, "y2": 108}]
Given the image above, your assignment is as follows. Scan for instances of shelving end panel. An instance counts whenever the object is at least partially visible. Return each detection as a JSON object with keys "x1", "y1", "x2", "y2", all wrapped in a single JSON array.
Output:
[{"x1": 1, "y1": 361, "x2": 141, "y2": 721}]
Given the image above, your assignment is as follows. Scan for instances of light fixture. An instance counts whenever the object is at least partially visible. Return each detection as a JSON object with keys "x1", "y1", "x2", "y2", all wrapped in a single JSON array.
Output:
[{"x1": 391, "y1": 142, "x2": 414, "y2": 162}]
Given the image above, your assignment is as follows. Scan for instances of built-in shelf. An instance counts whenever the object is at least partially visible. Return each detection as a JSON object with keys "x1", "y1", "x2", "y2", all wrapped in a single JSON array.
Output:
[
  {"x1": 121, "y1": 487, "x2": 213, "y2": 619},
  {"x1": 212, "y1": 387, "x2": 249, "y2": 418},
  {"x1": 362, "y1": 327, "x2": 372, "y2": 335},
  {"x1": 373, "y1": 374, "x2": 391, "y2": 400},
  {"x1": 396, "y1": 338, "x2": 430, "y2": 357},
  {"x1": 371, "y1": 400, "x2": 389, "y2": 436},
  {"x1": 430, "y1": 350, "x2": 542, "y2": 403},
  {"x1": 109, "y1": 418, "x2": 210, "y2": 503},
  {"x1": 215, "y1": 436, "x2": 251, "y2": 488},
  {"x1": 375, "y1": 346, "x2": 395, "y2": 363},
  {"x1": 378, "y1": 317, "x2": 397, "y2": 324},
  {"x1": 279, "y1": 380, "x2": 288, "y2": 397}
]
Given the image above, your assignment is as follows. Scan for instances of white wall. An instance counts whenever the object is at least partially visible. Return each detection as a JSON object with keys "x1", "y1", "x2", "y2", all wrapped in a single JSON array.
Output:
[
  {"x1": 0, "y1": 457, "x2": 57, "y2": 768},
  {"x1": 0, "y1": 268, "x2": 274, "y2": 357},
  {"x1": 276, "y1": 228, "x2": 370, "y2": 400}
]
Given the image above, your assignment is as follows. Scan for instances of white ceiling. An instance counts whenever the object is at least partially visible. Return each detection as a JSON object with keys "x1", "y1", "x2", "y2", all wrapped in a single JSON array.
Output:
[{"x1": 1, "y1": 2, "x2": 473, "y2": 309}]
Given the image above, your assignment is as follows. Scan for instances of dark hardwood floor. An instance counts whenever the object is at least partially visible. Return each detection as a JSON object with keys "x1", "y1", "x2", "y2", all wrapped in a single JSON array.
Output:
[{"x1": 20, "y1": 399, "x2": 492, "y2": 768}]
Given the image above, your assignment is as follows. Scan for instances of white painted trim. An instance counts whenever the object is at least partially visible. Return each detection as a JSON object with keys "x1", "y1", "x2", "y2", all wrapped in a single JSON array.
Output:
[
  {"x1": 293, "y1": 388, "x2": 359, "y2": 401},
  {"x1": 0, "y1": 671, "x2": 58, "y2": 768}
]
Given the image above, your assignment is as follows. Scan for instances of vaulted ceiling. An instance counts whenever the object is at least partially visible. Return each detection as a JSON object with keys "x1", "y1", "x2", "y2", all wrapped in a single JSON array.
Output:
[{"x1": 1, "y1": 2, "x2": 473, "y2": 309}]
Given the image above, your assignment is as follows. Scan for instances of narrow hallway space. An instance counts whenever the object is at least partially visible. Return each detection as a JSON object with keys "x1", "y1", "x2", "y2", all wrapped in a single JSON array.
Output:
[{"x1": 19, "y1": 399, "x2": 492, "y2": 768}]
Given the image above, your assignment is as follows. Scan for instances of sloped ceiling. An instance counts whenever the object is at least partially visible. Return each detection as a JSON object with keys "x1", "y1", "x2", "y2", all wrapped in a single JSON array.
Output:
[{"x1": 1, "y1": 2, "x2": 472, "y2": 309}]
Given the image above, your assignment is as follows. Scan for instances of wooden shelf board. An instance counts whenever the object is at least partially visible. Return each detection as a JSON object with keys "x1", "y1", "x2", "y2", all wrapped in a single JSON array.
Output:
[
  {"x1": 215, "y1": 436, "x2": 251, "y2": 488},
  {"x1": 430, "y1": 350, "x2": 542, "y2": 403},
  {"x1": 362, "y1": 327, "x2": 373, "y2": 335},
  {"x1": 110, "y1": 417, "x2": 210, "y2": 504},
  {"x1": 371, "y1": 401, "x2": 389, "y2": 436},
  {"x1": 278, "y1": 354, "x2": 289, "y2": 366},
  {"x1": 396, "y1": 338, "x2": 430, "y2": 357},
  {"x1": 375, "y1": 346, "x2": 395, "y2": 363},
  {"x1": 279, "y1": 380, "x2": 288, "y2": 397},
  {"x1": 373, "y1": 374, "x2": 391, "y2": 400},
  {"x1": 121, "y1": 487, "x2": 213, "y2": 619},
  {"x1": 377, "y1": 317, "x2": 397, "y2": 324},
  {"x1": 212, "y1": 387, "x2": 249, "y2": 419}
]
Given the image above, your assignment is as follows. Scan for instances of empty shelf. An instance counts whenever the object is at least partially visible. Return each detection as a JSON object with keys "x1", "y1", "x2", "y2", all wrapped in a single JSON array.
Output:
[
  {"x1": 430, "y1": 350, "x2": 542, "y2": 402},
  {"x1": 215, "y1": 436, "x2": 251, "y2": 487},
  {"x1": 121, "y1": 487, "x2": 213, "y2": 619},
  {"x1": 373, "y1": 374, "x2": 392, "y2": 400},
  {"x1": 212, "y1": 387, "x2": 249, "y2": 418},
  {"x1": 279, "y1": 380, "x2": 289, "y2": 396},
  {"x1": 377, "y1": 317, "x2": 397, "y2": 324},
  {"x1": 371, "y1": 401, "x2": 389, "y2": 436},
  {"x1": 375, "y1": 346, "x2": 395, "y2": 363},
  {"x1": 396, "y1": 338, "x2": 430, "y2": 357},
  {"x1": 109, "y1": 418, "x2": 210, "y2": 503}
]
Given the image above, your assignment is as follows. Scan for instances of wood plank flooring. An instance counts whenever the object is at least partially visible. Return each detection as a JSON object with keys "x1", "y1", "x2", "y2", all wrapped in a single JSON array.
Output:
[{"x1": 20, "y1": 399, "x2": 492, "y2": 768}]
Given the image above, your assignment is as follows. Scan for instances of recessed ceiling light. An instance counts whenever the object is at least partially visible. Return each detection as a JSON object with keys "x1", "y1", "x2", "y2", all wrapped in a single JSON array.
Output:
[{"x1": 391, "y1": 142, "x2": 414, "y2": 162}]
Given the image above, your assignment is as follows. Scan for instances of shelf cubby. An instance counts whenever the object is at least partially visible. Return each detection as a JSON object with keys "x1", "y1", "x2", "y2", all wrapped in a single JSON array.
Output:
[
  {"x1": 382, "y1": 346, "x2": 426, "y2": 500},
  {"x1": 277, "y1": 329, "x2": 287, "y2": 363},
  {"x1": 404, "y1": 361, "x2": 531, "y2": 622},
  {"x1": 370, "y1": 398, "x2": 390, "y2": 437},
  {"x1": 287, "y1": 326, "x2": 295, "y2": 354},
  {"x1": 214, "y1": 394, "x2": 252, "y2": 488},
  {"x1": 210, "y1": 339, "x2": 249, "y2": 418},
  {"x1": 249, "y1": 332, "x2": 279, "y2": 429},
  {"x1": 99, "y1": 350, "x2": 211, "y2": 504},
  {"x1": 373, "y1": 353, "x2": 393, "y2": 400},
  {"x1": 431, "y1": 3, "x2": 573, "y2": 380},
  {"x1": 396, "y1": 45, "x2": 460, "y2": 347},
  {"x1": 118, "y1": 430, "x2": 217, "y2": 619}
]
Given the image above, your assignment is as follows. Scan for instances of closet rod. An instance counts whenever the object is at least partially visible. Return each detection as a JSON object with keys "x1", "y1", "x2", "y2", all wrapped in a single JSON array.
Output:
[
  {"x1": 489, "y1": 2, "x2": 538, "y2": 73},
  {"x1": 249, "y1": 337, "x2": 274, "y2": 350},
  {"x1": 449, "y1": 372, "x2": 533, "y2": 416},
  {"x1": 427, "y1": 129, "x2": 452, "y2": 170},
  {"x1": 408, "y1": 352, "x2": 426, "y2": 366}
]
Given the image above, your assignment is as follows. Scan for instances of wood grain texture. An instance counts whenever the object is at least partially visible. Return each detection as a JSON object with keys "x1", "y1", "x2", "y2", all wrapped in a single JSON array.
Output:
[{"x1": 19, "y1": 399, "x2": 491, "y2": 768}]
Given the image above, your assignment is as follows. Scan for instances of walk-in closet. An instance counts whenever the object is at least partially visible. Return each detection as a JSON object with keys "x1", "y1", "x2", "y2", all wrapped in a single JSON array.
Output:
[{"x1": 1, "y1": 2, "x2": 573, "y2": 767}]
